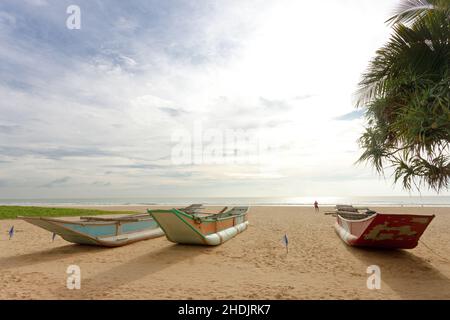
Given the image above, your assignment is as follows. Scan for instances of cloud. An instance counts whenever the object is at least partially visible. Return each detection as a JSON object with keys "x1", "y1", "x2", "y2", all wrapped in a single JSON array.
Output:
[
  {"x1": 259, "y1": 97, "x2": 291, "y2": 110},
  {"x1": 158, "y1": 171, "x2": 194, "y2": 178},
  {"x1": 293, "y1": 94, "x2": 315, "y2": 100},
  {"x1": 1, "y1": 0, "x2": 446, "y2": 198},
  {"x1": 91, "y1": 181, "x2": 111, "y2": 187},
  {"x1": 40, "y1": 176, "x2": 71, "y2": 188},
  {"x1": 0, "y1": 11, "x2": 16, "y2": 28},
  {"x1": 0, "y1": 124, "x2": 20, "y2": 134},
  {"x1": 105, "y1": 164, "x2": 165, "y2": 170},
  {"x1": 158, "y1": 107, "x2": 186, "y2": 117},
  {"x1": 334, "y1": 110, "x2": 365, "y2": 121},
  {"x1": 0, "y1": 146, "x2": 113, "y2": 160},
  {"x1": 24, "y1": 0, "x2": 48, "y2": 6}
]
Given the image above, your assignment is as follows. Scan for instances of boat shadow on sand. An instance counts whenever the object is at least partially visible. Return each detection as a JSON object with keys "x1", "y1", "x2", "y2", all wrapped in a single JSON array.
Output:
[
  {"x1": 56, "y1": 243, "x2": 215, "y2": 298},
  {"x1": 343, "y1": 244, "x2": 450, "y2": 299},
  {"x1": 0, "y1": 244, "x2": 104, "y2": 270}
]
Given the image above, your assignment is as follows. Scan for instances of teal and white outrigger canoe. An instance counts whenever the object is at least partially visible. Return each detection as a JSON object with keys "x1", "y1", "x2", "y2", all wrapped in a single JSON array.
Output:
[
  {"x1": 20, "y1": 214, "x2": 164, "y2": 247},
  {"x1": 148, "y1": 206, "x2": 249, "y2": 245}
]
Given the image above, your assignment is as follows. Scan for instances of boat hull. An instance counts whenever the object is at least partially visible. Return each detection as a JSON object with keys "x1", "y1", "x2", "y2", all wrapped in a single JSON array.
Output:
[
  {"x1": 20, "y1": 216, "x2": 164, "y2": 247},
  {"x1": 335, "y1": 213, "x2": 434, "y2": 249},
  {"x1": 148, "y1": 207, "x2": 249, "y2": 245}
]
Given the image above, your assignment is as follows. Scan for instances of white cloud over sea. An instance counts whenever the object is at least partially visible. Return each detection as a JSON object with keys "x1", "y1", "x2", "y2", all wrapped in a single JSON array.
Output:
[{"x1": 0, "y1": 0, "x2": 447, "y2": 198}]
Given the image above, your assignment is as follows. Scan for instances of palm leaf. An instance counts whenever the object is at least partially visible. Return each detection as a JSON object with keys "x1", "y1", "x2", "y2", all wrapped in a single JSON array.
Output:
[
  {"x1": 386, "y1": 0, "x2": 435, "y2": 25},
  {"x1": 355, "y1": 0, "x2": 450, "y2": 192}
]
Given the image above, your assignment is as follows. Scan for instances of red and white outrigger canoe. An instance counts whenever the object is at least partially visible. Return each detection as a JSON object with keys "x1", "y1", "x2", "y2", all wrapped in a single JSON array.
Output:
[{"x1": 332, "y1": 206, "x2": 434, "y2": 249}]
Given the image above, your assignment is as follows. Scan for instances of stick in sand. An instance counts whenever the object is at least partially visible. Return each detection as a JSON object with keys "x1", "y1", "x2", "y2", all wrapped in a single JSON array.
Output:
[
  {"x1": 282, "y1": 234, "x2": 289, "y2": 254},
  {"x1": 8, "y1": 226, "x2": 14, "y2": 240}
]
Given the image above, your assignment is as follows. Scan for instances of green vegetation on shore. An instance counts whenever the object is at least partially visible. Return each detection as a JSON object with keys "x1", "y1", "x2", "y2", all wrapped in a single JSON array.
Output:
[{"x1": 0, "y1": 206, "x2": 138, "y2": 220}]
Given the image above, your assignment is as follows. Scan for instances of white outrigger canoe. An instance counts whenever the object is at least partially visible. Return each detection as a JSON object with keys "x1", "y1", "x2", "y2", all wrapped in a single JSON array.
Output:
[
  {"x1": 148, "y1": 206, "x2": 249, "y2": 246},
  {"x1": 20, "y1": 214, "x2": 164, "y2": 247}
]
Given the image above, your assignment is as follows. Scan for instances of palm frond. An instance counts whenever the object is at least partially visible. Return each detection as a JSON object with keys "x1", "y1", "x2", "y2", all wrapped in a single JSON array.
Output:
[
  {"x1": 355, "y1": 0, "x2": 450, "y2": 192},
  {"x1": 386, "y1": 0, "x2": 435, "y2": 25}
]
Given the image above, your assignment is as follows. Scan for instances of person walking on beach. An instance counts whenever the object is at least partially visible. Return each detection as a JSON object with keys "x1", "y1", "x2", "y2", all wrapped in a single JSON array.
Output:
[{"x1": 314, "y1": 201, "x2": 319, "y2": 213}]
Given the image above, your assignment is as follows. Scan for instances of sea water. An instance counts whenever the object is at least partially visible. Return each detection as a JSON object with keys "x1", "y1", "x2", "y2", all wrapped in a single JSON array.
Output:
[{"x1": 0, "y1": 196, "x2": 450, "y2": 207}]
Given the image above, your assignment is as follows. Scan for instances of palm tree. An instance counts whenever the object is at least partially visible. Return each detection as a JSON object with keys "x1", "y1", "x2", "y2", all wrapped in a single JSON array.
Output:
[{"x1": 357, "y1": 0, "x2": 450, "y2": 192}]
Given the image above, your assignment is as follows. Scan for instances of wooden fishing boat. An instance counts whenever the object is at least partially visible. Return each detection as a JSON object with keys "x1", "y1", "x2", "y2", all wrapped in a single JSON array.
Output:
[
  {"x1": 331, "y1": 205, "x2": 434, "y2": 249},
  {"x1": 20, "y1": 213, "x2": 164, "y2": 247},
  {"x1": 147, "y1": 206, "x2": 249, "y2": 245}
]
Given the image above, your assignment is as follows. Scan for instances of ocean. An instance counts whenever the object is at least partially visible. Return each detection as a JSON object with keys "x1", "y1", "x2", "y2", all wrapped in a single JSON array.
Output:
[{"x1": 0, "y1": 196, "x2": 450, "y2": 207}]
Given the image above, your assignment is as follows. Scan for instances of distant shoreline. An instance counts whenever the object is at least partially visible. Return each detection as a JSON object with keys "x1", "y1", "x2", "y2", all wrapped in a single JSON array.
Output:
[
  {"x1": 1, "y1": 203, "x2": 450, "y2": 208},
  {"x1": 1, "y1": 196, "x2": 450, "y2": 208}
]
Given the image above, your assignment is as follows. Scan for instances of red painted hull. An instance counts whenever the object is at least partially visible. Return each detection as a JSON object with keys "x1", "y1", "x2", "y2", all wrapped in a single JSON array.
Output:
[{"x1": 335, "y1": 213, "x2": 434, "y2": 249}]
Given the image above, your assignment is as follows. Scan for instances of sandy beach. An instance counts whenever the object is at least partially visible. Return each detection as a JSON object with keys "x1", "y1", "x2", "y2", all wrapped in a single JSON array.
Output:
[{"x1": 1, "y1": 206, "x2": 449, "y2": 300}]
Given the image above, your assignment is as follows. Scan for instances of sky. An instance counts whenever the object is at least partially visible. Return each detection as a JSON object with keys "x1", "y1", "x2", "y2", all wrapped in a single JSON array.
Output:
[{"x1": 0, "y1": 0, "x2": 448, "y2": 199}]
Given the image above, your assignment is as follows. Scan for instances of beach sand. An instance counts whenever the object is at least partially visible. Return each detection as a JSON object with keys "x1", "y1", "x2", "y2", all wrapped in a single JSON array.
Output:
[{"x1": 0, "y1": 206, "x2": 449, "y2": 300}]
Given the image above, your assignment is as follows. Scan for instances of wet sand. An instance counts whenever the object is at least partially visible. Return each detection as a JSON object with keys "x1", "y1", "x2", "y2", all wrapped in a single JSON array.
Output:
[{"x1": 1, "y1": 206, "x2": 449, "y2": 299}]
